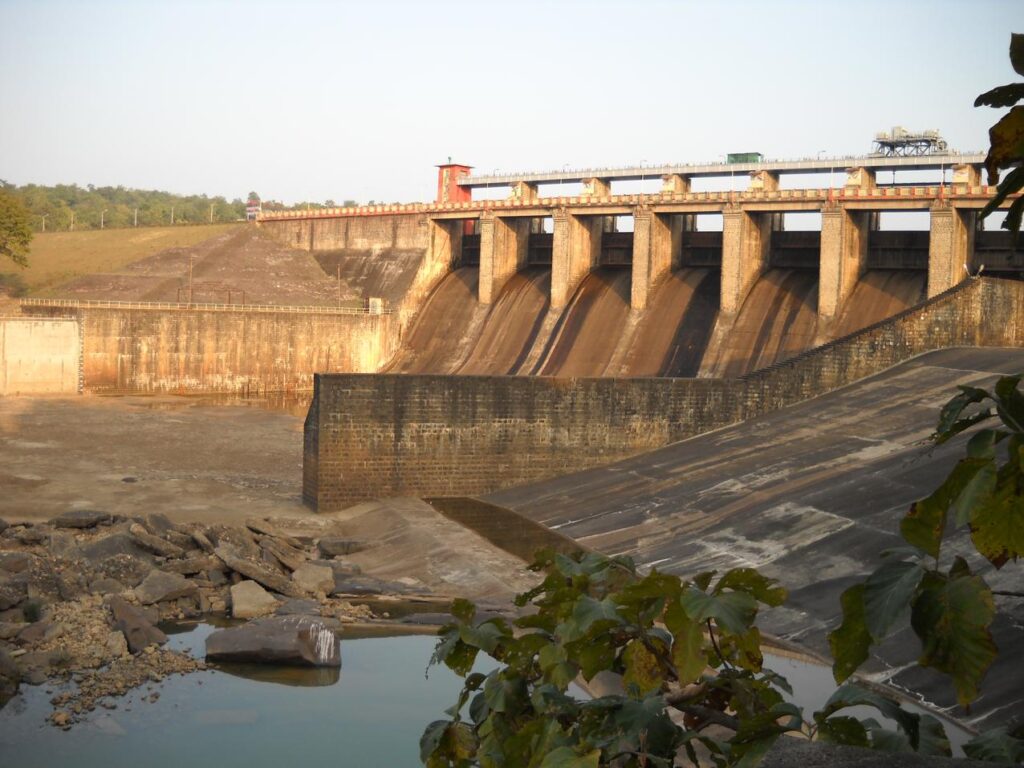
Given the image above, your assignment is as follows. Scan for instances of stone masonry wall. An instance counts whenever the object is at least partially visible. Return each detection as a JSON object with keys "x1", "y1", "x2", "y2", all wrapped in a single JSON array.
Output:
[
  {"x1": 260, "y1": 214, "x2": 429, "y2": 253},
  {"x1": 305, "y1": 277, "x2": 1024, "y2": 510}
]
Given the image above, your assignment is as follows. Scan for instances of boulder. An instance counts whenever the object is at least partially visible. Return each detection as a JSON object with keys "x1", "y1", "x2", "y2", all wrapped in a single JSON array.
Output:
[
  {"x1": 330, "y1": 574, "x2": 415, "y2": 597},
  {"x1": 129, "y1": 523, "x2": 185, "y2": 559},
  {"x1": 190, "y1": 529, "x2": 215, "y2": 553},
  {"x1": 245, "y1": 518, "x2": 303, "y2": 549},
  {"x1": 105, "y1": 630, "x2": 129, "y2": 658},
  {"x1": 80, "y1": 533, "x2": 154, "y2": 563},
  {"x1": 0, "y1": 518, "x2": 8, "y2": 535},
  {"x1": 205, "y1": 615, "x2": 340, "y2": 667},
  {"x1": 48, "y1": 531, "x2": 82, "y2": 559},
  {"x1": 291, "y1": 563, "x2": 334, "y2": 595},
  {"x1": 0, "y1": 647, "x2": 20, "y2": 707},
  {"x1": 53, "y1": 510, "x2": 111, "y2": 529},
  {"x1": 14, "y1": 526, "x2": 51, "y2": 545},
  {"x1": 0, "y1": 552, "x2": 32, "y2": 574},
  {"x1": 317, "y1": 537, "x2": 365, "y2": 557},
  {"x1": 162, "y1": 555, "x2": 220, "y2": 576},
  {"x1": 275, "y1": 598, "x2": 321, "y2": 616},
  {"x1": 214, "y1": 546, "x2": 303, "y2": 598},
  {"x1": 259, "y1": 537, "x2": 308, "y2": 572},
  {"x1": 134, "y1": 570, "x2": 198, "y2": 605},
  {"x1": 0, "y1": 574, "x2": 27, "y2": 610},
  {"x1": 107, "y1": 595, "x2": 167, "y2": 653},
  {"x1": 230, "y1": 580, "x2": 279, "y2": 619}
]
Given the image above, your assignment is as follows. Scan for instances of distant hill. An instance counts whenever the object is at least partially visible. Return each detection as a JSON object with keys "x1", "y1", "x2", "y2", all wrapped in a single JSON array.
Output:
[{"x1": 0, "y1": 224, "x2": 243, "y2": 297}]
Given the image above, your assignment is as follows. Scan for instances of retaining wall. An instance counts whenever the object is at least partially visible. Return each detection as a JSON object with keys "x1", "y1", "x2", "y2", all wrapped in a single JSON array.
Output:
[
  {"x1": 0, "y1": 318, "x2": 80, "y2": 395},
  {"x1": 260, "y1": 213, "x2": 429, "y2": 253},
  {"x1": 22, "y1": 304, "x2": 397, "y2": 394},
  {"x1": 304, "y1": 277, "x2": 1024, "y2": 510}
]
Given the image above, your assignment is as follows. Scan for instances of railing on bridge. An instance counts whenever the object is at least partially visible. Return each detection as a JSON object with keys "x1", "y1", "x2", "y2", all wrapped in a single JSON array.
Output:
[{"x1": 19, "y1": 298, "x2": 392, "y2": 316}]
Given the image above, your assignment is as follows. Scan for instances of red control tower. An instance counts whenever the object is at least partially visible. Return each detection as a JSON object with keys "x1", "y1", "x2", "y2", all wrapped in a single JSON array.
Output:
[{"x1": 436, "y1": 162, "x2": 473, "y2": 204}]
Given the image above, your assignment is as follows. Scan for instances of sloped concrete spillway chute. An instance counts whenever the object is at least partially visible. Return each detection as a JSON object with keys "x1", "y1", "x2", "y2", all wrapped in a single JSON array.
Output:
[
  {"x1": 701, "y1": 268, "x2": 820, "y2": 378},
  {"x1": 831, "y1": 269, "x2": 927, "y2": 339},
  {"x1": 485, "y1": 347, "x2": 1024, "y2": 732}
]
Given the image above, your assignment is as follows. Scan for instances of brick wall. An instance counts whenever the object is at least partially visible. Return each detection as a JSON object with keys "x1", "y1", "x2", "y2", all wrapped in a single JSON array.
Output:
[{"x1": 305, "y1": 277, "x2": 1024, "y2": 511}]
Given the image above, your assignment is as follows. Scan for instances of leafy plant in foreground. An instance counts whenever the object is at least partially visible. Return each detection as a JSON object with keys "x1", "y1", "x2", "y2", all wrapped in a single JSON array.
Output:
[{"x1": 830, "y1": 374, "x2": 1024, "y2": 759}]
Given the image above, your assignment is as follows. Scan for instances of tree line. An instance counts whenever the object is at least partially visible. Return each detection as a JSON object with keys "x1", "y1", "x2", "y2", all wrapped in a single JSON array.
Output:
[{"x1": 0, "y1": 181, "x2": 360, "y2": 232}]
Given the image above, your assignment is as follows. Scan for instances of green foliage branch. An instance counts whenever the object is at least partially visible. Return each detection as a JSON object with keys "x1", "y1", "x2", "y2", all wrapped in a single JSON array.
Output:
[
  {"x1": 0, "y1": 188, "x2": 32, "y2": 267},
  {"x1": 976, "y1": 33, "x2": 1024, "y2": 237}
]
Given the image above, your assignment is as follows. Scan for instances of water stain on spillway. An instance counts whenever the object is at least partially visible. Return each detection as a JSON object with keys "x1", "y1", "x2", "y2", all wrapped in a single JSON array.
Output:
[
  {"x1": 701, "y1": 268, "x2": 820, "y2": 378},
  {"x1": 622, "y1": 269, "x2": 720, "y2": 377},
  {"x1": 537, "y1": 268, "x2": 632, "y2": 377},
  {"x1": 832, "y1": 269, "x2": 926, "y2": 338},
  {"x1": 458, "y1": 268, "x2": 551, "y2": 375}
]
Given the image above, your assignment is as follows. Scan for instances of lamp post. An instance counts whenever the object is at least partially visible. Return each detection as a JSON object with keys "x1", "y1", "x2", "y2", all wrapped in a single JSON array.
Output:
[{"x1": 100, "y1": 209, "x2": 108, "y2": 229}]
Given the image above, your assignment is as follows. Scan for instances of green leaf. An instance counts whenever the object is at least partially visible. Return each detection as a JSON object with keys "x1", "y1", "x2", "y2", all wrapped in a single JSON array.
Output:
[
  {"x1": 665, "y1": 600, "x2": 706, "y2": 683},
  {"x1": 556, "y1": 596, "x2": 625, "y2": 642},
  {"x1": 680, "y1": 587, "x2": 757, "y2": 635},
  {"x1": 539, "y1": 643, "x2": 578, "y2": 691},
  {"x1": 483, "y1": 672, "x2": 528, "y2": 714},
  {"x1": 994, "y1": 375, "x2": 1024, "y2": 433},
  {"x1": 714, "y1": 568, "x2": 787, "y2": 607},
  {"x1": 538, "y1": 746, "x2": 601, "y2": 768},
  {"x1": 969, "y1": 469, "x2": 1024, "y2": 568},
  {"x1": 900, "y1": 493, "x2": 946, "y2": 560},
  {"x1": 862, "y1": 559, "x2": 925, "y2": 640},
  {"x1": 974, "y1": 82, "x2": 1024, "y2": 108},
  {"x1": 963, "y1": 726, "x2": 1024, "y2": 763},
  {"x1": 935, "y1": 385, "x2": 991, "y2": 442},
  {"x1": 816, "y1": 715, "x2": 869, "y2": 747},
  {"x1": 916, "y1": 714, "x2": 952, "y2": 757},
  {"x1": 910, "y1": 571, "x2": 997, "y2": 707},
  {"x1": 622, "y1": 639, "x2": 664, "y2": 696},
  {"x1": 869, "y1": 728, "x2": 913, "y2": 753},
  {"x1": 984, "y1": 106, "x2": 1024, "y2": 184},
  {"x1": 420, "y1": 720, "x2": 451, "y2": 763},
  {"x1": 950, "y1": 458, "x2": 997, "y2": 527},
  {"x1": 451, "y1": 597, "x2": 476, "y2": 623},
  {"x1": 820, "y1": 682, "x2": 921, "y2": 745},
  {"x1": 460, "y1": 619, "x2": 510, "y2": 655},
  {"x1": 1011, "y1": 32, "x2": 1024, "y2": 77},
  {"x1": 574, "y1": 636, "x2": 617, "y2": 681},
  {"x1": 829, "y1": 584, "x2": 871, "y2": 683}
]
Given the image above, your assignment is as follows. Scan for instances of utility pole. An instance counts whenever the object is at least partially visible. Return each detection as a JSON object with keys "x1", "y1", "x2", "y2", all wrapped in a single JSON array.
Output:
[
  {"x1": 100, "y1": 209, "x2": 108, "y2": 229},
  {"x1": 134, "y1": 208, "x2": 138, "y2": 227},
  {"x1": 41, "y1": 214, "x2": 48, "y2": 232},
  {"x1": 209, "y1": 203, "x2": 215, "y2": 224},
  {"x1": 171, "y1": 205, "x2": 175, "y2": 225},
  {"x1": 69, "y1": 211, "x2": 75, "y2": 231}
]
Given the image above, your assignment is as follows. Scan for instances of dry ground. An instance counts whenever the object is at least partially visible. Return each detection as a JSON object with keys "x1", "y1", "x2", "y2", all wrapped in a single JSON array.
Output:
[
  {"x1": 8, "y1": 224, "x2": 242, "y2": 296},
  {"x1": 0, "y1": 395, "x2": 534, "y2": 602}
]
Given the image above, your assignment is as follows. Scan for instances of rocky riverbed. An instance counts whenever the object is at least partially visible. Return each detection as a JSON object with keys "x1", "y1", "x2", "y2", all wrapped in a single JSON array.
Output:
[{"x1": 0, "y1": 509, "x2": 502, "y2": 728}]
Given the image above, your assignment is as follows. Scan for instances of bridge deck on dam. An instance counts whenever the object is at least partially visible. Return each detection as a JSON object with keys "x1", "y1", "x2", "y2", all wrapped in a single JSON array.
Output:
[{"x1": 485, "y1": 347, "x2": 1024, "y2": 730}]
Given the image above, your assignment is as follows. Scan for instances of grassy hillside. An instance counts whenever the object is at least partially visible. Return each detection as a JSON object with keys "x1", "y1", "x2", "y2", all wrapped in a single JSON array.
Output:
[{"x1": 2, "y1": 224, "x2": 243, "y2": 296}]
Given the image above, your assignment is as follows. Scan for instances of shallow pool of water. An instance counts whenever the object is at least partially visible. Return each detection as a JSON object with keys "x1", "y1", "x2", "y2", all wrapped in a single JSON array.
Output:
[
  {"x1": 0, "y1": 627, "x2": 972, "y2": 767},
  {"x1": 0, "y1": 627, "x2": 472, "y2": 768}
]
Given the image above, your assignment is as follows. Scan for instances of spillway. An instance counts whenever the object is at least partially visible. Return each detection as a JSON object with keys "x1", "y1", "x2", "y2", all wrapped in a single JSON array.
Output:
[
  {"x1": 700, "y1": 268, "x2": 819, "y2": 378},
  {"x1": 537, "y1": 268, "x2": 632, "y2": 377},
  {"x1": 617, "y1": 269, "x2": 720, "y2": 377},
  {"x1": 458, "y1": 268, "x2": 551, "y2": 375},
  {"x1": 385, "y1": 267, "x2": 481, "y2": 373},
  {"x1": 832, "y1": 269, "x2": 927, "y2": 338}
]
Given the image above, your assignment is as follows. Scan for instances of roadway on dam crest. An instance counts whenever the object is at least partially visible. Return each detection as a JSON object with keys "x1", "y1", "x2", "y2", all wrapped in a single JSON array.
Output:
[{"x1": 486, "y1": 347, "x2": 1024, "y2": 730}]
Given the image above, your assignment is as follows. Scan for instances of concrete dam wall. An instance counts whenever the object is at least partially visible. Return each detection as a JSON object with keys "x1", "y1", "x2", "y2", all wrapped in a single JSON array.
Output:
[
  {"x1": 304, "y1": 277, "x2": 1024, "y2": 509},
  {"x1": 21, "y1": 303, "x2": 397, "y2": 394},
  {"x1": 0, "y1": 318, "x2": 80, "y2": 395}
]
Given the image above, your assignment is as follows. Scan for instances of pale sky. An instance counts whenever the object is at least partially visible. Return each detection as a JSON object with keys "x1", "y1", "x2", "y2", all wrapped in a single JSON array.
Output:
[{"x1": 0, "y1": 0, "x2": 1016, "y2": 205}]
